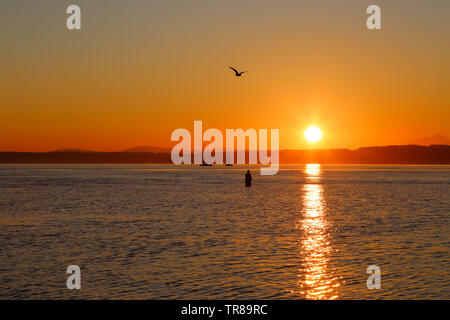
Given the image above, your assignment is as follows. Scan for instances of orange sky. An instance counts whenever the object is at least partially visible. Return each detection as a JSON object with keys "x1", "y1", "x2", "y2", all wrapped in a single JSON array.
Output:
[{"x1": 1, "y1": 1, "x2": 449, "y2": 152}]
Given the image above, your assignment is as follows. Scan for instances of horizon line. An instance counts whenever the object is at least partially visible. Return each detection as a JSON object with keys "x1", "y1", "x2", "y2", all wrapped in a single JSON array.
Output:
[{"x1": 1, "y1": 143, "x2": 449, "y2": 153}]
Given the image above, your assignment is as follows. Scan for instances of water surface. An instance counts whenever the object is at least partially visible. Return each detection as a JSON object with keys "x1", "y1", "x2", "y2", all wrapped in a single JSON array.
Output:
[{"x1": 0, "y1": 164, "x2": 448, "y2": 299}]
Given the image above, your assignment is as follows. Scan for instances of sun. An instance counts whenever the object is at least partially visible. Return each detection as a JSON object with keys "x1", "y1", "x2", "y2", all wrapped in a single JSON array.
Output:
[{"x1": 304, "y1": 126, "x2": 322, "y2": 143}]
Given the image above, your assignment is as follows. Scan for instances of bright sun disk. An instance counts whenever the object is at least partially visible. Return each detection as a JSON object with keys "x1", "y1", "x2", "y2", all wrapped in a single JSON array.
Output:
[{"x1": 305, "y1": 126, "x2": 322, "y2": 143}]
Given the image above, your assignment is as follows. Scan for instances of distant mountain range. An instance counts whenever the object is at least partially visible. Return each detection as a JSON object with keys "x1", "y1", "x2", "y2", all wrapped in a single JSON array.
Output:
[
  {"x1": 412, "y1": 134, "x2": 450, "y2": 146},
  {"x1": 43, "y1": 135, "x2": 450, "y2": 154},
  {"x1": 1, "y1": 145, "x2": 449, "y2": 164},
  {"x1": 50, "y1": 148, "x2": 96, "y2": 153},
  {"x1": 122, "y1": 146, "x2": 171, "y2": 153},
  {"x1": 50, "y1": 146, "x2": 171, "y2": 153}
]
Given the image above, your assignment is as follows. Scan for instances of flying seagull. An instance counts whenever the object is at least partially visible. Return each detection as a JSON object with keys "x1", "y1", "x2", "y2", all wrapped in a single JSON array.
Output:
[{"x1": 229, "y1": 66, "x2": 247, "y2": 77}]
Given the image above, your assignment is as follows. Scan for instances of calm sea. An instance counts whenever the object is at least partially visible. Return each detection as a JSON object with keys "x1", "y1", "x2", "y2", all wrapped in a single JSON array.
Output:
[{"x1": 0, "y1": 164, "x2": 448, "y2": 299}]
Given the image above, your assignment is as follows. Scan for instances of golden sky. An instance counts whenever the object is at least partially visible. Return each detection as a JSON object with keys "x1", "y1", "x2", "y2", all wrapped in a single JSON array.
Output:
[{"x1": 1, "y1": 1, "x2": 449, "y2": 151}]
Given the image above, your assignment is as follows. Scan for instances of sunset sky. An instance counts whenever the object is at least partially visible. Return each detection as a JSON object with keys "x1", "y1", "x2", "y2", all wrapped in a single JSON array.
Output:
[{"x1": 1, "y1": 0, "x2": 449, "y2": 152}]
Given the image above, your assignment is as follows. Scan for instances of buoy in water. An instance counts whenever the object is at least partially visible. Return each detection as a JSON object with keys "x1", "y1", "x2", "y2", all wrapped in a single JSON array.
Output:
[{"x1": 245, "y1": 170, "x2": 252, "y2": 187}]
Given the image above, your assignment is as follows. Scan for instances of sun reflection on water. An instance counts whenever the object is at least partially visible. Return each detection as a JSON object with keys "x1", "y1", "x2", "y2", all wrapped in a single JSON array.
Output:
[{"x1": 298, "y1": 164, "x2": 340, "y2": 299}]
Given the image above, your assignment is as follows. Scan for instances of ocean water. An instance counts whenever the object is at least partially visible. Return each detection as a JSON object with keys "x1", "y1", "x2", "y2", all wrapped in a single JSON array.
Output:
[{"x1": 0, "y1": 164, "x2": 448, "y2": 299}]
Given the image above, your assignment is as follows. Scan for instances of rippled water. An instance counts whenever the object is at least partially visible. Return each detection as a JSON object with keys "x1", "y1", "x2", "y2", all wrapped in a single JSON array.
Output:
[{"x1": 0, "y1": 164, "x2": 448, "y2": 299}]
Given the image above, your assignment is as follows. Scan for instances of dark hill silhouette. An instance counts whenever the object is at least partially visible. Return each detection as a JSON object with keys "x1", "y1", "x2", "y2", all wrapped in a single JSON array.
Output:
[
  {"x1": 0, "y1": 145, "x2": 449, "y2": 164},
  {"x1": 50, "y1": 148, "x2": 96, "y2": 153},
  {"x1": 279, "y1": 145, "x2": 449, "y2": 164},
  {"x1": 122, "y1": 146, "x2": 171, "y2": 153}
]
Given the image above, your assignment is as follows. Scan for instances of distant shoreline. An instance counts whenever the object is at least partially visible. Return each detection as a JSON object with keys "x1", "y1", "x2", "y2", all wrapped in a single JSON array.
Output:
[{"x1": 0, "y1": 145, "x2": 449, "y2": 164}]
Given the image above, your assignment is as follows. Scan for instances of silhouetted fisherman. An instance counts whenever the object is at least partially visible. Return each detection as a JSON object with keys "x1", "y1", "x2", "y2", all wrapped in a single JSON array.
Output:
[{"x1": 245, "y1": 170, "x2": 252, "y2": 187}]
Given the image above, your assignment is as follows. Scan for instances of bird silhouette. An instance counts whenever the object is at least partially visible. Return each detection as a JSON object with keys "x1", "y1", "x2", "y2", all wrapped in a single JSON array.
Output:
[{"x1": 229, "y1": 66, "x2": 247, "y2": 77}]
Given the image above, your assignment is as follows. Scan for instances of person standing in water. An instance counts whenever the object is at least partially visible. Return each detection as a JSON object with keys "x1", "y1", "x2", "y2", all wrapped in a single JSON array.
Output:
[{"x1": 245, "y1": 170, "x2": 252, "y2": 187}]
